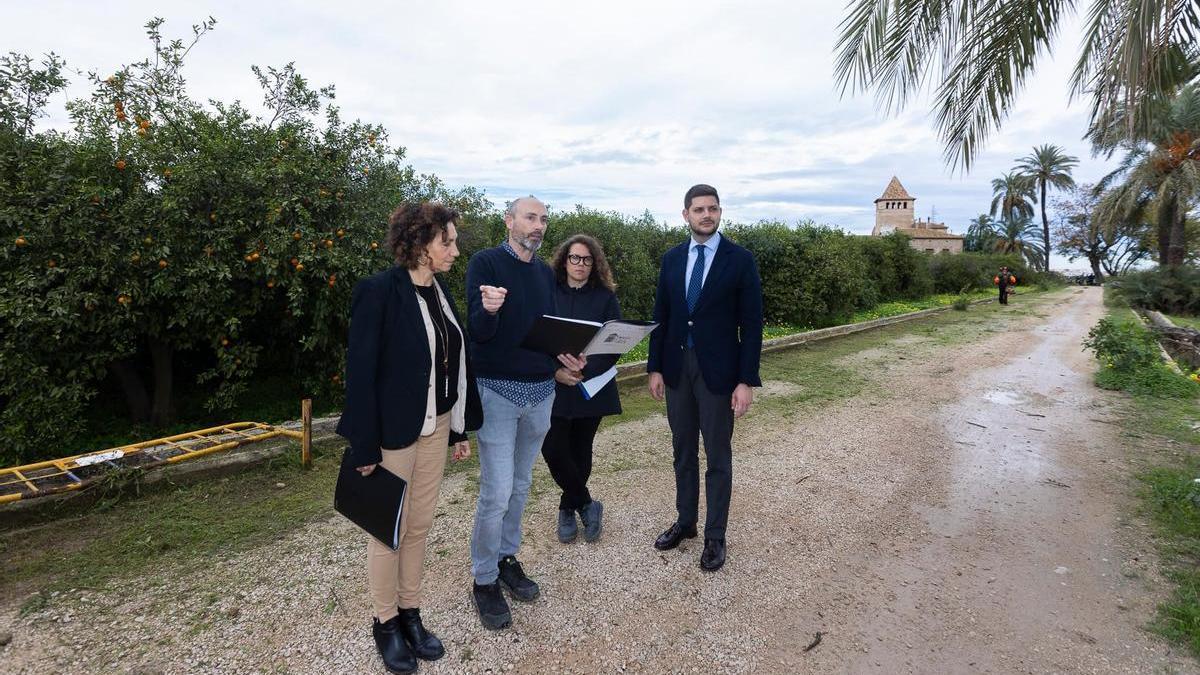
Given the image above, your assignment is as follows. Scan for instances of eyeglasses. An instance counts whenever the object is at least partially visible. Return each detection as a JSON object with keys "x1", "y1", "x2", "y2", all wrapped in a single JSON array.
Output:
[{"x1": 567, "y1": 254, "x2": 594, "y2": 266}]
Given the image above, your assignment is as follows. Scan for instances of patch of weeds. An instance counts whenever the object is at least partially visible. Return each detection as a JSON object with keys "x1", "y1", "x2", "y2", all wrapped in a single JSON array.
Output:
[{"x1": 19, "y1": 590, "x2": 49, "y2": 616}]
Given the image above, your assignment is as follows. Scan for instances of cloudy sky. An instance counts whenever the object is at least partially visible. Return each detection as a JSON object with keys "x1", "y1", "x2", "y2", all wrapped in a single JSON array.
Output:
[{"x1": 6, "y1": 1, "x2": 1110, "y2": 269}]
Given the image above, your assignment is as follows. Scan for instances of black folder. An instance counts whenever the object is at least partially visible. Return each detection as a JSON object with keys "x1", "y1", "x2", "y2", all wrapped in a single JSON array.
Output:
[
  {"x1": 333, "y1": 447, "x2": 408, "y2": 550},
  {"x1": 520, "y1": 315, "x2": 603, "y2": 357}
]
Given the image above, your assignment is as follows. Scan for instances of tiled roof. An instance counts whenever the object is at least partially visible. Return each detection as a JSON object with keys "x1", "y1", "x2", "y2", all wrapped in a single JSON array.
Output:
[
  {"x1": 876, "y1": 176, "x2": 913, "y2": 202},
  {"x1": 893, "y1": 227, "x2": 963, "y2": 240}
]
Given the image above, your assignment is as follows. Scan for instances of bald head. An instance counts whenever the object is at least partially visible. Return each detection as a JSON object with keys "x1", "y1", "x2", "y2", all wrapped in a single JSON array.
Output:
[
  {"x1": 505, "y1": 195, "x2": 545, "y2": 217},
  {"x1": 504, "y1": 195, "x2": 548, "y2": 256}
]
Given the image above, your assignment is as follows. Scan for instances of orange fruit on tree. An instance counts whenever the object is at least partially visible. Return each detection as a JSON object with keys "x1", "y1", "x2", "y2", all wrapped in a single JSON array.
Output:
[
  {"x1": 294, "y1": 263, "x2": 305, "y2": 272},
  {"x1": 370, "y1": 241, "x2": 378, "y2": 250},
  {"x1": 292, "y1": 231, "x2": 302, "y2": 240},
  {"x1": 244, "y1": 254, "x2": 254, "y2": 262},
  {"x1": 266, "y1": 279, "x2": 276, "y2": 288},
  {"x1": 324, "y1": 239, "x2": 333, "y2": 248},
  {"x1": 250, "y1": 252, "x2": 261, "y2": 262},
  {"x1": 336, "y1": 229, "x2": 345, "y2": 238},
  {"x1": 290, "y1": 257, "x2": 299, "y2": 266},
  {"x1": 221, "y1": 337, "x2": 230, "y2": 347},
  {"x1": 116, "y1": 111, "x2": 127, "y2": 123},
  {"x1": 115, "y1": 160, "x2": 126, "y2": 170},
  {"x1": 327, "y1": 275, "x2": 337, "y2": 287},
  {"x1": 163, "y1": 168, "x2": 172, "y2": 178},
  {"x1": 158, "y1": 259, "x2": 168, "y2": 269},
  {"x1": 144, "y1": 236, "x2": 153, "y2": 245},
  {"x1": 138, "y1": 119, "x2": 150, "y2": 130},
  {"x1": 209, "y1": 213, "x2": 216, "y2": 222},
  {"x1": 14, "y1": 236, "x2": 27, "y2": 246},
  {"x1": 46, "y1": 259, "x2": 56, "y2": 268},
  {"x1": 136, "y1": 128, "x2": 147, "y2": 137}
]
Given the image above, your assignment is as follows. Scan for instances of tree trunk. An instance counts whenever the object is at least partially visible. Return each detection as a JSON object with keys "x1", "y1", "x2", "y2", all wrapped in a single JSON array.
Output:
[
  {"x1": 1040, "y1": 180, "x2": 1050, "y2": 271},
  {"x1": 1159, "y1": 198, "x2": 1175, "y2": 265},
  {"x1": 1088, "y1": 255, "x2": 1105, "y2": 283},
  {"x1": 1167, "y1": 209, "x2": 1187, "y2": 267},
  {"x1": 108, "y1": 358, "x2": 151, "y2": 423},
  {"x1": 148, "y1": 338, "x2": 175, "y2": 426}
]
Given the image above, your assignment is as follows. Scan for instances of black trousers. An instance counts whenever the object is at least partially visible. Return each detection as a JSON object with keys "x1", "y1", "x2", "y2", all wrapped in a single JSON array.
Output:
[
  {"x1": 998, "y1": 287, "x2": 1009, "y2": 304},
  {"x1": 665, "y1": 348, "x2": 735, "y2": 540},
  {"x1": 541, "y1": 415, "x2": 603, "y2": 510}
]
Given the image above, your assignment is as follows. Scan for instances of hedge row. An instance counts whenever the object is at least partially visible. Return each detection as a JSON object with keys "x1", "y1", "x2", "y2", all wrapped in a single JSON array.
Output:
[{"x1": 445, "y1": 207, "x2": 1036, "y2": 329}]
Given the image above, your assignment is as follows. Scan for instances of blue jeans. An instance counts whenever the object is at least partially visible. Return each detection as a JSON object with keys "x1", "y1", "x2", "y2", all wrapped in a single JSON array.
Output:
[{"x1": 470, "y1": 386, "x2": 555, "y2": 584}]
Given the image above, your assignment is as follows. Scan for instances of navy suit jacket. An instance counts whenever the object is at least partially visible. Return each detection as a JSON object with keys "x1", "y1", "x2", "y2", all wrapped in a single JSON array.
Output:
[
  {"x1": 647, "y1": 235, "x2": 763, "y2": 395},
  {"x1": 336, "y1": 266, "x2": 483, "y2": 467}
]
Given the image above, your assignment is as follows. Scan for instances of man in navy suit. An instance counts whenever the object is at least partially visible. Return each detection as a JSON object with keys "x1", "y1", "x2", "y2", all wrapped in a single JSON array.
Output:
[{"x1": 647, "y1": 183, "x2": 763, "y2": 572}]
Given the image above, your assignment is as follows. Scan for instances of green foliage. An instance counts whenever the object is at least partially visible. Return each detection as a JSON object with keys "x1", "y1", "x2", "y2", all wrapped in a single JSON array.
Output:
[
  {"x1": 1084, "y1": 316, "x2": 1200, "y2": 398},
  {"x1": 927, "y1": 252, "x2": 1031, "y2": 293},
  {"x1": 726, "y1": 221, "x2": 871, "y2": 327},
  {"x1": 1111, "y1": 266, "x2": 1200, "y2": 315},
  {"x1": 0, "y1": 22, "x2": 486, "y2": 465}
]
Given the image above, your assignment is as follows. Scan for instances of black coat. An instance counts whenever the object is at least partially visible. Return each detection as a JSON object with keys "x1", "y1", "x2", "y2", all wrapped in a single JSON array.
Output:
[
  {"x1": 551, "y1": 281, "x2": 623, "y2": 419},
  {"x1": 336, "y1": 266, "x2": 483, "y2": 467},
  {"x1": 647, "y1": 236, "x2": 763, "y2": 395}
]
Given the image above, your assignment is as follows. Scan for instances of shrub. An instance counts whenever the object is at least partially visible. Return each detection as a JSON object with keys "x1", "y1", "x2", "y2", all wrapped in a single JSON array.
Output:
[
  {"x1": 1084, "y1": 317, "x2": 1200, "y2": 398},
  {"x1": 1111, "y1": 266, "x2": 1200, "y2": 315}
]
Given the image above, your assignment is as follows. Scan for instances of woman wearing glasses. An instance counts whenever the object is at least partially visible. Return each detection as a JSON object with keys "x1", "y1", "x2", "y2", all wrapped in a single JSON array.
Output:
[{"x1": 542, "y1": 234, "x2": 623, "y2": 544}]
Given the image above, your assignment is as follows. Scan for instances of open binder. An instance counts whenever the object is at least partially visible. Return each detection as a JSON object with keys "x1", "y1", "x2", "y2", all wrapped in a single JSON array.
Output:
[{"x1": 520, "y1": 315, "x2": 656, "y2": 358}]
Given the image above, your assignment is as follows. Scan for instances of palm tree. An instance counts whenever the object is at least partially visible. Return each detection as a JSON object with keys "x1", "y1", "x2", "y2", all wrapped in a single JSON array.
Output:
[
  {"x1": 1015, "y1": 144, "x2": 1078, "y2": 271},
  {"x1": 989, "y1": 172, "x2": 1036, "y2": 224},
  {"x1": 993, "y1": 216, "x2": 1047, "y2": 270},
  {"x1": 1096, "y1": 83, "x2": 1200, "y2": 267},
  {"x1": 834, "y1": 1, "x2": 1199, "y2": 170},
  {"x1": 965, "y1": 214, "x2": 999, "y2": 252}
]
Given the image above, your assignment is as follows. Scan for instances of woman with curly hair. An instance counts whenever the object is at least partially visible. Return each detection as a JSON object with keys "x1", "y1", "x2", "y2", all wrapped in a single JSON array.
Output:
[
  {"x1": 541, "y1": 234, "x2": 623, "y2": 544},
  {"x1": 336, "y1": 202, "x2": 482, "y2": 674}
]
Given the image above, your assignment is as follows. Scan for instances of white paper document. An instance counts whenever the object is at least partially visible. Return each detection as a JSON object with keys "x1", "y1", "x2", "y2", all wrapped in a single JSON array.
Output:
[
  {"x1": 578, "y1": 367, "x2": 618, "y2": 400},
  {"x1": 582, "y1": 321, "x2": 658, "y2": 356}
]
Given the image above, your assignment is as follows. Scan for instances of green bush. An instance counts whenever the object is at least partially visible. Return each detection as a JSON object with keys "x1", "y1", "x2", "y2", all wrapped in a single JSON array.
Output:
[
  {"x1": 1111, "y1": 266, "x2": 1200, "y2": 315},
  {"x1": 1084, "y1": 317, "x2": 1200, "y2": 398},
  {"x1": 859, "y1": 232, "x2": 934, "y2": 303}
]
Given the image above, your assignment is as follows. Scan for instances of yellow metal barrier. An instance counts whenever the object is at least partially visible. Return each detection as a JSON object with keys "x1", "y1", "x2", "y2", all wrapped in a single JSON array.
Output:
[{"x1": 0, "y1": 400, "x2": 313, "y2": 505}]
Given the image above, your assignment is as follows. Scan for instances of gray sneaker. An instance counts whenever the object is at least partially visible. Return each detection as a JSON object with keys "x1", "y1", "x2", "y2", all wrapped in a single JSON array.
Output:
[
  {"x1": 578, "y1": 499, "x2": 603, "y2": 542},
  {"x1": 557, "y1": 508, "x2": 578, "y2": 543}
]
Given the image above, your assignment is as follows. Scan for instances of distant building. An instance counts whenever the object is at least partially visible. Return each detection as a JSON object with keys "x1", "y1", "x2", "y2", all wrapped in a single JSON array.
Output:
[{"x1": 870, "y1": 176, "x2": 964, "y2": 254}]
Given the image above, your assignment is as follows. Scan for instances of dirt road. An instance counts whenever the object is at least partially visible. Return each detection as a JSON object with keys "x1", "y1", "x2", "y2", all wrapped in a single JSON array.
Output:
[{"x1": 3, "y1": 287, "x2": 1194, "y2": 673}]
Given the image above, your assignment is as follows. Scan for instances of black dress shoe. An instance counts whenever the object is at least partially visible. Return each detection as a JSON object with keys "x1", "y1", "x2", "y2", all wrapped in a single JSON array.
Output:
[
  {"x1": 653, "y1": 522, "x2": 698, "y2": 551},
  {"x1": 372, "y1": 615, "x2": 417, "y2": 674},
  {"x1": 471, "y1": 581, "x2": 512, "y2": 630},
  {"x1": 700, "y1": 538, "x2": 726, "y2": 572},
  {"x1": 397, "y1": 607, "x2": 444, "y2": 661}
]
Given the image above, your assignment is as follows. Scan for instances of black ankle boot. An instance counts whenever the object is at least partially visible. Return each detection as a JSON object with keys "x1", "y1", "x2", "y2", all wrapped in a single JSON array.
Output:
[
  {"x1": 372, "y1": 615, "x2": 417, "y2": 674},
  {"x1": 397, "y1": 607, "x2": 445, "y2": 661}
]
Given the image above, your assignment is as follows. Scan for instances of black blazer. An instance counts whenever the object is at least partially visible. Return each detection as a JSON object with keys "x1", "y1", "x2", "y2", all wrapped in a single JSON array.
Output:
[
  {"x1": 647, "y1": 235, "x2": 763, "y2": 396},
  {"x1": 551, "y1": 281, "x2": 623, "y2": 419},
  {"x1": 336, "y1": 266, "x2": 483, "y2": 467}
]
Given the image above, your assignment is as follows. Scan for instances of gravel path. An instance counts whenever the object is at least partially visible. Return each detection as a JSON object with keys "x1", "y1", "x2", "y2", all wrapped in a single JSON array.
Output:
[{"x1": 2, "y1": 287, "x2": 1194, "y2": 674}]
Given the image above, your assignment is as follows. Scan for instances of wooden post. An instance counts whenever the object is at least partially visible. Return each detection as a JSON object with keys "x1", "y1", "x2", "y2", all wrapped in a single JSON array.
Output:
[{"x1": 301, "y1": 398, "x2": 312, "y2": 469}]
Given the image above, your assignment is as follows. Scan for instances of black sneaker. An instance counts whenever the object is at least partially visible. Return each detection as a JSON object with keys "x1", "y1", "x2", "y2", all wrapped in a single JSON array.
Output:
[
  {"x1": 471, "y1": 581, "x2": 512, "y2": 630},
  {"x1": 578, "y1": 499, "x2": 603, "y2": 542},
  {"x1": 557, "y1": 508, "x2": 578, "y2": 543},
  {"x1": 497, "y1": 555, "x2": 540, "y2": 602}
]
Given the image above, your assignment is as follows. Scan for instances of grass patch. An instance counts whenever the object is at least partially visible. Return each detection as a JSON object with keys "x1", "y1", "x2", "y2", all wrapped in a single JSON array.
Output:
[
  {"x1": 0, "y1": 439, "x2": 344, "y2": 606},
  {"x1": 1094, "y1": 289, "x2": 1200, "y2": 655},
  {"x1": 1167, "y1": 314, "x2": 1200, "y2": 331}
]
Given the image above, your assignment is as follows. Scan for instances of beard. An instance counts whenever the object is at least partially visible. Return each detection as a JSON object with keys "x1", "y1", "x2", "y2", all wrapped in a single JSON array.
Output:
[{"x1": 516, "y1": 234, "x2": 544, "y2": 253}]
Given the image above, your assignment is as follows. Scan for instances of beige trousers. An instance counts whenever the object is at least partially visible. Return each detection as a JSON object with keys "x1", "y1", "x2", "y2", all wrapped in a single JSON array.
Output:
[{"x1": 367, "y1": 413, "x2": 449, "y2": 621}]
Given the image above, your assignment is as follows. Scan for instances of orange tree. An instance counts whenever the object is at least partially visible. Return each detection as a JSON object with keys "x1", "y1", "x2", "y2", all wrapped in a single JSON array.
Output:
[{"x1": 0, "y1": 20, "x2": 486, "y2": 464}]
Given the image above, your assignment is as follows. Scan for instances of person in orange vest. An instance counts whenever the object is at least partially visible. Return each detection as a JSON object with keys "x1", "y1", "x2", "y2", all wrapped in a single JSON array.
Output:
[{"x1": 994, "y1": 266, "x2": 1016, "y2": 305}]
